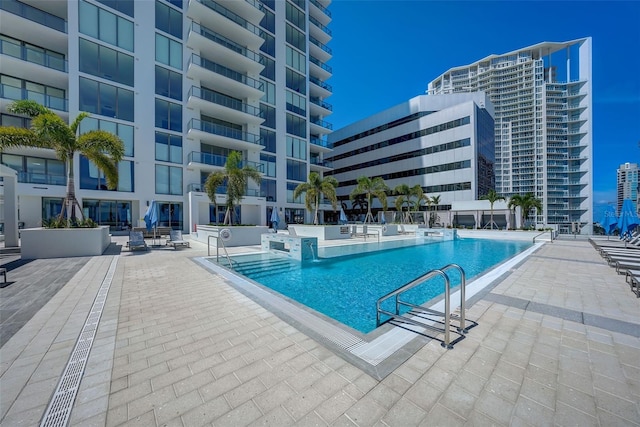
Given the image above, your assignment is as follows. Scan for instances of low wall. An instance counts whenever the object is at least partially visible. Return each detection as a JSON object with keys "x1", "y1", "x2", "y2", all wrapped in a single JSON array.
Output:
[
  {"x1": 193, "y1": 225, "x2": 269, "y2": 247},
  {"x1": 261, "y1": 234, "x2": 318, "y2": 261},
  {"x1": 456, "y1": 229, "x2": 547, "y2": 241},
  {"x1": 21, "y1": 226, "x2": 111, "y2": 259},
  {"x1": 289, "y1": 225, "x2": 351, "y2": 240}
]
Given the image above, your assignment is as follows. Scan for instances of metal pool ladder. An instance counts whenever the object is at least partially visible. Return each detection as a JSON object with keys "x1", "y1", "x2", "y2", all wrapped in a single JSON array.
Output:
[
  {"x1": 376, "y1": 263, "x2": 475, "y2": 349},
  {"x1": 207, "y1": 229, "x2": 235, "y2": 269}
]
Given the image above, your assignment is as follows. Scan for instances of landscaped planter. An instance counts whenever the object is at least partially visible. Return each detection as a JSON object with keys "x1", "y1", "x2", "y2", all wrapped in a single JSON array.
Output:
[
  {"x1": 20, "y1": 226, "x2": 111, "y2": 259},
  {"x1": 193, "y1": 225, "x2": 270, "y2": 247}
]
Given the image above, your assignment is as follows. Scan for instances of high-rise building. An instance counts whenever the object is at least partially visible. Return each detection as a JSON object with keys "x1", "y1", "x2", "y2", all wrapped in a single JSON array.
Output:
[
  {"x1": 428, "y1": 39, "x2": 593, "y2": 234},
  {"x1": 0, "y1": 0, "x2": 333, "y2": 231},
  {"x1": 617, "y1": 162, "x2": 639, "y2": 215}
]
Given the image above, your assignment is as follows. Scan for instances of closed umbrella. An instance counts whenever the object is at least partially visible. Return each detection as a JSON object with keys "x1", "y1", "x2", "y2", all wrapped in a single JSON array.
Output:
[
  {"x1": 270, "y1": 208, "x2": 280, "y2": 230},
  {"x1": 618, "y1": 199, "x2": 639, "y2": 241},
  {"x1": 144, "y1": 200, "x2": 159, "y2": 244},
  {"x1": 600, "y1": 205, "x2": 617, "y2": 236},
  {"x1": 339, "y1": 207, "x2": 348, "y2": 224}
]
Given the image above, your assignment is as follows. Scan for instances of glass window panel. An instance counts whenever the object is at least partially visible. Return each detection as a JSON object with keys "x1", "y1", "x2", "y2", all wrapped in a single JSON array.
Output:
[
  {"x1": 118, "y1": 17, "x2": 134, "y2": 51},
  {"x1": 169, "y1": 69, "x2": 182, "y2": 100},
  {"x1": 169, "y1": 39, "x2": 182, "y2": 69},
  {"x1": 169, "y1": 102, "x2": 182, "y2": 132},
  {"x1": 169, "y1": 135, "x2": 182, "y2": 163},
  {"x1": 79, "y1": 39, "x2": 99, "y2": 76},
  {"x1": 81, "y1": 117, "x2": 98, "y2": 132},
  {"x1": 119, "y1": 52, "x2": 134, "y2": 86},
  {"x1": 155, "y1": 66, "x2": 168, "y2": 97},
  {"x1": 99, "y1": 9, "x2": 117, "y2": 46},
  {"x1": 79, "y1": 1, "x2": 98, "y2": 38},
  {"x1": 155, "y1": 164, "x2": 169, "y2": 194},
  {"x1": 155, "y1": 34, "x2": 169, "y2": 65},
  {"x1": 48, "y1": 159, "x2": 65, "y2": 177},
  {"x1": 79, "y1": 77, "x2": 99, "y2": 114},
  {"x1": 119, "y1": 123, "x2": 134, "y2": 156},
  {"x1": 99, "y1": 83, "x2": 117, "y2": 117},
  {"x1": 1, "y1": 154, "x2": 24, "y2": 173},
  {"x1": 155, "y1": 99, "x2": 167, "y2": 128},
  {"x1": 117, "y1": 88, "x2": 134, "y2": 121},
  {"x1": 170, "y1": 166, "x2": 182, "y2": 195},
  {"x1": 100, "y1": 45, "x2": 118, "y2": 80},
  {"x1": 155, "y1": 132, "x2": 169, "y2": 161},
  {"x1": 117, "y1": 160, "x2": 133, "y2": 192}
]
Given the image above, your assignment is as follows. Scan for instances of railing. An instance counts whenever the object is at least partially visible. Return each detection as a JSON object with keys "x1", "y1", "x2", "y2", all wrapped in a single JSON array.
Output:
[
  {"x1": 188, "y1": 151, "x2": 227, "y2": 167},
  {"x1": 310, "y1": 137, "x2": 332, "y2": 148},
  {"x1": 190, "y1": 22, "x2": 262, "y2": 64},
  {"x1": 0, "y1": 0, "x2": 67, "y2": 33},
  {"x1": 309, "y1": 76, "x2": 333, "y2": 92},
  {"x1": 309, "y1": 36, "x2": 332, "y2": 55},
  {"x1": 207, "y1": 229, "x2": 234, "y2": 269},
  {"x1": 533, "y1": 230, "x2": 556, "y2": 243},
  {"x1": 17, "y1": 172, "x2": 66, "y2": 186},
  {"x1": 188, "y1": 118, "x2": 262, "y2": 145},
  {"x1": 189, "y1": 54, "x2": 263, "y2": 91},
  {"x1": 195, "y1": 0, "x2": 260, "y2": 36},
  {"x1": 310, "y1": 116, "x2": 333, "y2": 130},
  {"x1": 309, "y1": 0, "x2": 331, "y2": 17},
  {"x1": 0, "y1": 84, "x2": 68, "y2": 111},
  {"x1": 310, "y1": 97, "x2": 333, "y2": 111},
  {"x1": 0, "y1": 38, "x2": 67, "y2": 72},
  {"x1": 188, "y1": 86, "x2": 262, "y2": 117},
  {"x1": 309, "y1": 16, "x2": 332, "y2": 36},
  {"x1": 376, "y1": 263, "x2": 467, "y2": 349},
  {"x1": 309, "y1": 56, "x2": 332, "y2": 73}
]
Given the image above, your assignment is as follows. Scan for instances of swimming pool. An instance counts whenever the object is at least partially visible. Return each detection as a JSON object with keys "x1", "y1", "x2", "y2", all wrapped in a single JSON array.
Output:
[{"x1": 207, "y1": 238, "x2": 532, "y2": 333}]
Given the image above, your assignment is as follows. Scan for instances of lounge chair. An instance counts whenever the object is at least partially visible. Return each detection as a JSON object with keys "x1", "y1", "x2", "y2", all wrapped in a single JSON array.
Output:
[
  {"x1": 624, "y1": 269, "x2": 640, "y2": 297},
  {"x1": 166, "y1": 230, "x2": 190, "y2": 249},
  {"x1": 127, "y1": 231, "x2": 148, "y2": 251}
]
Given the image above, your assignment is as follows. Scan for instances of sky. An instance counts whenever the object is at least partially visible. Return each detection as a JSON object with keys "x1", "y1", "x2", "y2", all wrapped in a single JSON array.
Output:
[{"x1": 325, "y1": 0, "x2": 640, "y2": 221}]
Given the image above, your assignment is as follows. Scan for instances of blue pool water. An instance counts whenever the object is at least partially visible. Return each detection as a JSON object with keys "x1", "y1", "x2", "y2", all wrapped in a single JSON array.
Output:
[{"x1": 211, "y1": 238, "x2": 532, "y2": 333}]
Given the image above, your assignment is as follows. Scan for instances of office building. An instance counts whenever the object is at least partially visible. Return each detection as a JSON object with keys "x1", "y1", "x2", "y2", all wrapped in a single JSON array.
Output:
[
  {"x1": 326, "y1": 93, "x2": 495, "y2": 222},
  {"x1": 617, "y1": 162, "x2": 639, "y2": 215},
  {"x1": 0, "y1": 0, "x2": 333, "y2": 231},
  {"x1": 428, "y1": 39, "x2": 593, "y2": 234}
]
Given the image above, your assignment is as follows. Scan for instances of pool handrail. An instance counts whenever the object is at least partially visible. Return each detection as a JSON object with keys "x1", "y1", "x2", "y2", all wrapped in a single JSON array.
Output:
[{"x1": 207, "y1": 231, "x2": 234, "y2": 268}]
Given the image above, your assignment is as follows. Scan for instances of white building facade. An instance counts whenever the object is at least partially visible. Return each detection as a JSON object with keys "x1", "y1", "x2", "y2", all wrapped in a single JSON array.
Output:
[
  {"x1": 617, "y1": 162, "x2": 639, "y2": 215},
  {"x1": 326, "y1": 93, "x2": 495, "y2": 223},
  {"x1": 428, "y1": 39, "x2": 593, "y2": 234},
  {"x1": 0, "y1": 0, "x2": 333, "y2": 232}
]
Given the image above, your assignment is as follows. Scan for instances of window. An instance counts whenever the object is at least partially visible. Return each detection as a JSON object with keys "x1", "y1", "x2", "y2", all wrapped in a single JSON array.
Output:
[
  {"x1": 0, "y1": 113, "x2": 30, "y2": 128},
  {"x1": 156, "y1": 1, "x2": 182, "y2": 37},
  {"x1": 79, "y1": 1, "x2": 134, "y2": 51},
  {"x1": 286, "y1": 159, "x2": 306, "y2": 181},
  {"x1": 156, "y1": 164, "x2": 183, "y2": 195},
  {"x1": 286, "y1": 113, "x2": 306, "y2": 138},
  {"x1": 79, "y1": 38, "x2": 134, "y2": 86},
  {"x1": 80, "y1": 117, "x2": 134, "y2": 157},
  {"x1": 260, "y1": 32, "x2": 275, "y2": 57},
  {"x1": 286, "y1": 136, "x2": 307, "y2": 160},
  {"x1": 79, "y1": 156, "x2": 134, "y2": 192},
  {"x1": 261, "y1": 80, "x2": 275, "y2": 105},
  {"x1": 155, "y1": 65, "x2": 182, "y2": 100},
  {"x1": 287, "y1": 182, "x2": 303, "y2": 204},
  {"x1": 155, "y1": 33, "x2": 182, "y2": 69},
  {"x1": 261, "y1": 179, "x2": 276, "y2": 202},
  {"x1": 0, "y1": 154, "x2": 65, "y2": 185},
  {"x1": 260, "y1": 104, "x2": 276, "y2": 129},
  {"x1": 155, "y1": 131, "x2": 182, "y2": 163},
  {"x1": 285, "y1": 1, "x2": 306, "y2": 31},
  {"x1": 286, "y1": 91, "x2": 306, "y2": 116},
  {"x1": 260, "y1": 153, "x2": 276, "y2": 177},
  {"x1": 260, "y1": 8, "x2": 275, "y2": 33},
  {"x1": 79, "y1": 77, "x2": 134, "y2": 121},
  {"x1": 286, "y1": 46, "x2": 306, "y2": 73},
  {"x1": 155, "y1": 99, "x2": 182, "y2": 131},
  {"x1": 286, "y1": 23, "x2": 305, "y2": 51},
  {"x1": 286, "y1": 68, "x2": 306, "y2": 94},
  {"x1": 1, "y1": 74, "x2": 67, "y2": 111},
  {"x1": 260, "y1": 128, "x2": 276, "y2": 153},
  {"x1": 261, "y1": 56, "x2": 275, "y2": 80},
  {"x1": 96, "y1": 0, "x2": 134, "y2": 17}
]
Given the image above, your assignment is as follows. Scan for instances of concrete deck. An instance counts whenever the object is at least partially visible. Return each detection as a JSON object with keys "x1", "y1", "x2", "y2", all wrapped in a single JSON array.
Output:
[{"x1": 0, "y1": 234, "x2": 639, "y2": 426}]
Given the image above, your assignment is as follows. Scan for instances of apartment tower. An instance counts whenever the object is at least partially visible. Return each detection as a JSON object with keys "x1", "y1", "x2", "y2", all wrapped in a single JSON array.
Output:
[
  {"x1": 428, "y1": 39, "x2": 593, "y2": 234},
  {"x1": 0, "y1": 0, "x2": 333, "y2": 231},
  {"x1": 617, "y1": 162, "x2": 639, "y2": 215}
]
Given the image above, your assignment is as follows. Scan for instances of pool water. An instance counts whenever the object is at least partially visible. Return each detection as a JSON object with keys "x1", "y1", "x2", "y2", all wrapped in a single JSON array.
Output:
[{"x1": 212, "y1": 238, "x2": 532, "y2": 333}]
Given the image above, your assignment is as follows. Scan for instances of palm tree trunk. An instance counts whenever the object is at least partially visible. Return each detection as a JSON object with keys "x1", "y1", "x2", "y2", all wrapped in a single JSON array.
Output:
[
  {"x1": 61, "y1": 157, "x2": 83, "y2": 221},
  {"x1": 314, "y1": 194, "x2": 319, "y2": 225}
]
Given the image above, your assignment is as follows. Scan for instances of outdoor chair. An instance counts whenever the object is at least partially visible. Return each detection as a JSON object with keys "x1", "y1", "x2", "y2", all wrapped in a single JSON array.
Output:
[
  {"x1": 166, "y1": 230, "x2": 190, "y2": 249},
  {"x1": 624, "y1": 269, "x2": 640, "y2": 297},
  {"x1": 127, "y1": 231, "x2": 148, "y2": 251}
]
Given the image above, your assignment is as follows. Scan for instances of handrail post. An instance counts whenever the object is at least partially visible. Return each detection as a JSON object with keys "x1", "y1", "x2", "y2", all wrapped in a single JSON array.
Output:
[{"x1": 442, "y1": 274, "x2": 452, "y2": 349}]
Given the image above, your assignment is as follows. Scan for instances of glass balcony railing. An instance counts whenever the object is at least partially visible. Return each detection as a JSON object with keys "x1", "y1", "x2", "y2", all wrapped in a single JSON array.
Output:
[
  {"x1": 309, "y1": 0, "x2": 331, "y2": 18},
  {"x1": 309, "y1": 36, "x2": 332, "y2": 55},
  {"x1": 187, "y1": 183, "x2": 205, "y2": 193},
  {"x1": 188, "y1": 151, "x2": 228, "y2": 167},
  {"x1": 310, "y1": 158, "x2": 333, "y2": 168},
  {"x1": 188, "y1": 119, "x2": 262, "y2": 145},
  {"x1": 190, "y1": 22, "x2": 262, "y2": 64},
  {"x1": 0, "y1": 38, "x2": 67, "y2": 72},
  {"x1": 310, "y1": 116, "x2": 333, "y2": 130},
  {"x1": 0, "y1": 0, "x2": 67, "y2": 33},
  {"x1": 17, "y1": 172, "x2": 66, "y2": 186},
  {"x1": 188, "y1": 86, "x2": 262, "y2": 117},
  {"x1": 190, "y1": 184, "x2": 264, "y2": 197},
  {"x1": 310, "y1": 97, "x2": 332, "y2": 111},
  {"x1": 309, "y1": 16, "x2": 332, "y2": 36},
  {"x1": 0, "y1": 84, "x2": 68, "y2": 111},
  {"x1": 310, "y1": 137, "x2": 332, "y2": 148},
  {"x1": 195, "y1": 0, "x2": 260, "y2": 36},
  {"x1": 310, "y1": 56, "x2": 332, "y2": 74},
  {"x1": 309, "y1": 76, "x2": 332, "y2": 92},
  {"x1": 189, "y1": 54, "x2": 263, "y2": 91}
]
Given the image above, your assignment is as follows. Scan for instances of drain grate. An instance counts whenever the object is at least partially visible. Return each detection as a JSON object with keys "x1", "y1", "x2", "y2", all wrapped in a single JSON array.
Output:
[{"x1": 40, "y1": 256, "x2": 119, "y2": 427}]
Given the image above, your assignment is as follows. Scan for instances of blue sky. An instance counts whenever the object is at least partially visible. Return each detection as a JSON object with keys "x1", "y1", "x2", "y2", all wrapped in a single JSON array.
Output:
[{"x1": 326, "y1": 0, "x2": 640, "y2": 220}]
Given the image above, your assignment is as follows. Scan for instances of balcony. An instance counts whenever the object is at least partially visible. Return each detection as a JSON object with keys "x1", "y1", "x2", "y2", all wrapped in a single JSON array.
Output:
[
  {"x1": 310, "y1": 137, "x2": 332, "y2": 153},
  {"x1": 309, "y1": 35, "x2": 331, "y2": 63},
  {"x1": 309, "y1": 157, "x2": 333, "y2": 171},
  {"x1": 309, "y1": 56, "x2": 332, "y2": 81},
  {"x1": 310, "y1": 117, "x2": 332, "y2": 136},
  {"x1": 0, "y1": 38, "x2": 68, "y2": 91},
  {"x1": 310, "y1": 96, "x2": 332, "y2": 116},
  {"x1": 187, "y1": 22, "x2": 263, "y2": 75},
  {"x1": 309, "y1": 16, "x2": 331, "y2": 45},
  {"x1": 187, "y1": 54, "x2": 263, "y2": 99},
  {"x1": 0, "y1": 0, "x2": 66, "y2": 33},
  {"x1": 188, "y1": 151, "x2": 228, "y2": 171},
  {"x1": 188, "y1": 0, "x2": 263, "y2": 50},
  {"x1": 0, "y1": 83, "x2": 68, "y2": 112},
  {"x1": 187, "y1": 86, "x2": 264, "y2": 126},
  {"x1": 309, "y1": 76, "x2": 332, "y2": 99},
  {"x1": 188, "y1": 118, "x2": 264, "y2": 151},
  {"x1": 17, "y1": 171, "x2": 65, "y2": 186}
]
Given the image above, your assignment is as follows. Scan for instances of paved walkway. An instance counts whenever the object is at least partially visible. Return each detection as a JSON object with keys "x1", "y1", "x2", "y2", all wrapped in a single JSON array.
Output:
[{"x1": 0, "y1": 236, "x2": 639, "y2": 426}]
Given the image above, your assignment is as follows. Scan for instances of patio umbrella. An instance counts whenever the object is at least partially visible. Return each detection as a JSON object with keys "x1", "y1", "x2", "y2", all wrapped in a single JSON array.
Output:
[
  {"x1": 618, "y1": 199, "x2": 639, "y2": 240},
  {"x1": 339, "y1": 207, "x2": 348, "y2": 224},
  {"x1": 270, "y1": 208, "x2": 280, "y2": 230},
  {"x1": 599, "y1": 205, "x2": 617, "y2": 235},
  {"x1": 144, "y1": 200, "x2": 158, "y2": 232}
]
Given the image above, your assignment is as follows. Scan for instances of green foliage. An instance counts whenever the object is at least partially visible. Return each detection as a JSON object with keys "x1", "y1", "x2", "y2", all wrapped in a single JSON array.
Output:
[
  {"x1": 293, "y1": 172, "x2": 338, "y2": 225},
  {"x1": 350, "y1": 176, "x2": 388, "y2": 223},
  {"x1": 42, "y1": 217, "x2": 98, "y2": 229}
]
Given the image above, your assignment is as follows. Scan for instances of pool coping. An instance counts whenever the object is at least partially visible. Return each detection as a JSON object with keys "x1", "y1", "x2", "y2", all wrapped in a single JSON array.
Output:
[{"x1": 193, "y1": 240, "x2": 544, "y2": 380}]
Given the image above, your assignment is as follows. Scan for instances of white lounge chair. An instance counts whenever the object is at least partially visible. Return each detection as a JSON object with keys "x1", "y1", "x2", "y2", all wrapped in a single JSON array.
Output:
[
  {"x1": 127, "y1": 231, "x2": 148, "y2": 251},
  {"x1": 166, "y1": 230, "x2": 189, "y2": 249}
]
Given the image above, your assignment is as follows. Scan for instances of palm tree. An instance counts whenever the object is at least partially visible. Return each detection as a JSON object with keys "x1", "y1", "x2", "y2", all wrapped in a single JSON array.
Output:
[
  {"x1": 293, "y1": 172, "x2": 338, "y2": 225},
  {"x1": 480, "y1": 189, "x2": 505, "y2": 229},
  {"x1": 204, "y1": 151, "x2": 261, "y2": 225},
  {"x1": 428, "y1": 195, "x2": 441, "y2": 227},
  {"x1": 351, "y1": 176, "x2": 388, "y2": 223},
  {"x1": 393, "y1": 184, "x2": 411, "y2": 223},
  {"x1": 508, "y1": 193, "x2": 542, "y2": 229},
  {"x1": 0, "y1": 100, "x2": 124, "y2": 224}
]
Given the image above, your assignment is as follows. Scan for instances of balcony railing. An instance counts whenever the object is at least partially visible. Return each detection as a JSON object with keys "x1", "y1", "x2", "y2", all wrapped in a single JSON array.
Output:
[
  {"x1": 310, "y1": 116, "x2": 333, "y2": 130},
  {"x1": 189, "y1": 54, "x2": 263, "y2": 91},
  {"x1": 309, "y1": 16, "x2": 332, "y2": 36},
  {"x1": 188, "y1": 151, "x2": 228, "y2": 168},
  {"x1": 189, "y1": 86, "x2": 262, "y2": 117},
  {"x1": 0, "y1": 83, "x2": 68, "y2": 111},
  {"x1": 309, "y1": 36, "x2": 332, "y2": 55},
  {"x1": 310, "y1": 158, "x2": 333, "y2": 168},
  {"x1": 310, "y1": 137, "x2": 332, "y2": 148},
  {"x1": 17, "y1": 172, "x2": 66, "y2": 186},
  {"x1": 188, "y1": 119, "x2": 262, "y2": 145},
  {"x1": 1, "y1": 0, "x2": 67, "y2": 33},
  {"x1": 309, "y1": 76, "x2": 333, "y2": 92},
  {"x1": 195, "y1": 0, "x2": 260, "y2": 36},
  {"x1": 189, "y1": 184, "x2": 264, "y2": 197},
  {"x1": 0, "y1": 38, "x2": 67, "y2": 72},
  {"x1": 309, "y1": 0, "x2": 331, "y2": 17},
  {"x1": 187, "y1": 183, "x2": 205, "y2": 193},
  {"x1": 310, "y1": 56, "x2": 332, "y2": 74},
  {"x1": 190, "y1": 22, "x2": 261, "y2": 64},
  {"x1": 310, "y1": 97, "x2": 332, "y2": 111}
]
